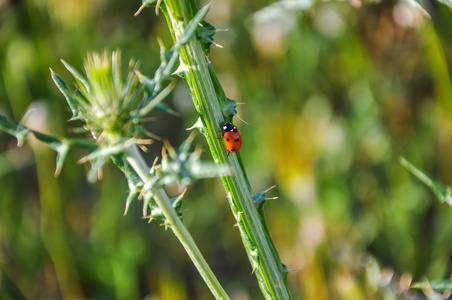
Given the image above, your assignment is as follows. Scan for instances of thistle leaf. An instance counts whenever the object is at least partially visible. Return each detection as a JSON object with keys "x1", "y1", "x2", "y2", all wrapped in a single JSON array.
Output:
[
  {"x1": 50, "y1": 70, "x2": 85, "y2": 120},
  {"x1": 0, "y1": 114, "x2": 32, "y2": 146},
  {"x1": 61, "y1": 59, "x2": 92, "y2": 96},
  {"x1": 176, "y1": 4, "x2": 210, "y2": 46},
  {"x1": 0, "y1": 114, "x2": 99, "y2": 175},
  {"x1": 197, "y1": 20, "x2": 217, "y2": 55},
  {"x1": 124, "y1": 190, "x2": 139, "y2": 215},
  {"x1": 138, "y1": 83, "x2": 176, "y2": 117}
]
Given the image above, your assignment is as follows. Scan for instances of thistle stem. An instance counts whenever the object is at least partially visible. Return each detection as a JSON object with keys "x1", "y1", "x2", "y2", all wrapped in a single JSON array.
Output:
[
  {"x1": 125, "y1": 145, "x2": 230, "y2": 300},
  {"x1": 161, "y1": 1, "x2": 293, "y2": 298}
]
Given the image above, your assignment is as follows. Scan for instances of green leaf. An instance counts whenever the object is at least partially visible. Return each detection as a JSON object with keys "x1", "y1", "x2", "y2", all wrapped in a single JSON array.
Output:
[
  {"x1": 171, "y1": 191, "x2": 185, "y2": 214},
  {"x1": 176, "y1": 4, "x2": 210, "y2": 46},
  {"x1": 111, "y1": 154, "x2": 142, "y2": 186},
  {"x1": 412, "y1": 279, "x2": 452, "y2": 292},
  {"x1": 157, "y1": 136, "x2": 231, "y2": 188},
  {"x1": 134, "y1": 6, "x2": 210, "y2": 117},
  {"x1": 197, "y1": 20, "x2": 217, "y2": 55},
  {"x1": 50, "y1": 69, "x2": 85, "y2": 120},
  {"x1": 30, "y1": 132, "x2": 99, "y2": 176},
  {"x1": 0, "y1": 114, "x2": 32, "y2": 146},
  {"x1": 253, "y1": 185, "x2": 277, "y2": 206},
  {"x1": 155, "y1": 103, "x2": 179, "y2": 115},
  {"x1": 32, "y1": 131, "x2": 64, "y2": 149},
  {"x1": 31, "y1": 131, "x2": 69, "y2": 175},
  {"x1": 111, "y1": 154, "x2": 144, "y2": 215},
  {"x1": 54, "y1": 143, "x2": 70, "y2": 176},
  {"x1": 0, "y1": 114, "x2": 99, "y2": 175},
  {"x1": 138, "y1": 83, "x2": 176, "y2": 117},
  {"x1": 60, "y1": 59, "x2": 92, "y2": 96},
  {"x1": 137, "y1": 71, "x2": 156, "y2": 94},
  {"x1": 137, "y1": 47, "x2": 175, "y2": 103},
  {"x1": 83, "y1": 143, "x2": 128, "y2": 163},
  {"x1": 222, "y1": 98, "x2": 239, "y2": 123},
  {"x1": 400, "y1": 157, "x2": 452, "y2": 204},
  {"x1": 146, "y1": 191, "x2": 185, "y2": 222},
  {"x1": 123, "y1": 190, "x2": 139, "y2": 216},
  {"x1": 65, "y1": 138, "x2": 98, "y2": 152}
]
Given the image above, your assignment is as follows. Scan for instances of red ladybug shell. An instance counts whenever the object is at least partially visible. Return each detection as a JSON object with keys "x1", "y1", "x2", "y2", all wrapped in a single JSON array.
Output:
[{"x1": 221, "y1": 122, "x2": 243, "y2": 153}]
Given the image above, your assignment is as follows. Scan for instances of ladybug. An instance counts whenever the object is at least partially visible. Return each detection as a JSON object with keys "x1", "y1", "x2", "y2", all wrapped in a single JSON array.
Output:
[{"x1": 221, "y1": 121, "x2": 243, "y2": 153}]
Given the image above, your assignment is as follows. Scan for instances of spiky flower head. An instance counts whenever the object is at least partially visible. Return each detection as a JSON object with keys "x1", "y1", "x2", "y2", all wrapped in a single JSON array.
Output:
[{"x1": 52, "y1": 50, "x2": 144, "y2": 145}]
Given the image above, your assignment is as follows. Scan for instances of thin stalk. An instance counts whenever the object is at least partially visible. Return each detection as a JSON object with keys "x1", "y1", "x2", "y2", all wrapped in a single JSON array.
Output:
[
  {"x1": 125, "y1": 145, "x2": 230, "y2": 300},
  {"x1": 161, "y1": 1, "x2": 293, "y2": 298},
  {"x1": 35, "y1": 148, "x2": 83, "y2": 298}
]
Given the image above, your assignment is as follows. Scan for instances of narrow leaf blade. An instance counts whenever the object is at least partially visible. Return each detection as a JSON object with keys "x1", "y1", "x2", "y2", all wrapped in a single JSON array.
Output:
[
  {"x1": 400, "y1": 157, "x2": 452, "y2": 203},
  {"x1": 0, "y1": 114, "x2": 32, "y2": 146},
  {"x1": 176, "y1": 4, "x2": 210, "y2": 46},
  {"x1": 412, "y1": 279, "x2": 452, "y2": 292},
  {"x1": 50, "y1": 70, "x2": 83, "y2": 120},
  {"x1": 61, "y1": 60, "x2": 92, "y2": 95}
]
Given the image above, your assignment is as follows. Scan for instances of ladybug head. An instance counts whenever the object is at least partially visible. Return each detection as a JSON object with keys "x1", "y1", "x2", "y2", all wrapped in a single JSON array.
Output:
[{"x1": 221, "y1": 121, "x2": 235, "y2": 132}]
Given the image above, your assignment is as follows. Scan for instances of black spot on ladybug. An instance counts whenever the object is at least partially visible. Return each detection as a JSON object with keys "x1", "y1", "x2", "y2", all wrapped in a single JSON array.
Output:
[
  {"x1": 235, "y1": 138, "x2": 240, "y2": 142},
  {"x1": 226, "y1": 138, "x2": 230, "y2": 141}
]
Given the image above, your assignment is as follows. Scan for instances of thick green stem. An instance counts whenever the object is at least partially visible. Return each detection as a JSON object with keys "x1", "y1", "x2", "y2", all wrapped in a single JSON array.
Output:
[
  {"x1": 125, "y1": 145, "x2": 230, "y2": 300},
  {"x1": 161, "y1": 1, "x2": 292, "y2": 299}
]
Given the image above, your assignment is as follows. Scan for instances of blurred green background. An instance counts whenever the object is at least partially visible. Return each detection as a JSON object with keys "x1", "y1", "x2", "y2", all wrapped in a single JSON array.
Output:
[{"x1": 1, "y1": 0, "x2": 452, "y2": 299}]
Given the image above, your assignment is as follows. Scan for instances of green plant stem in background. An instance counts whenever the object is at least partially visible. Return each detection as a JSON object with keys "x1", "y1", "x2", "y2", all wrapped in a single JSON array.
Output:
[
  {"x1": 160, "y1": 1, "x2": 293, "y2": 298},
  {"x1": 34, "y1": 145, "x2": 83, "y2": 299},
  {"x1": 125, "y1": 145, "x2": 230, "y2": 300}
]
